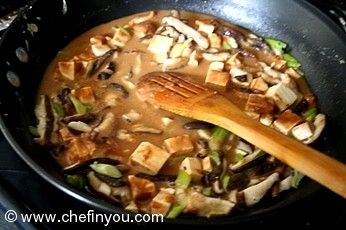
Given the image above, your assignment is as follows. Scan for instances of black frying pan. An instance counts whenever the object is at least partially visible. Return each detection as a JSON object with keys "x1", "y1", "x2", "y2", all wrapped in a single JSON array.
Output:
[{"x1": 0, "y1": 0, "x2": 345, "y2": 225}]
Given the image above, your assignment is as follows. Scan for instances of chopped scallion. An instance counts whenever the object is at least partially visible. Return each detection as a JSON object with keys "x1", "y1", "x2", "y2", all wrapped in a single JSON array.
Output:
[
  {"x1": 167, "y1": 188, "x2": 188, "y2": 218},
  {"x1": 202, "y1": 187, "x2": 212, "y2": 196},
  {"x1": 51, "y1": 101, "x2": 65, "y2": 118},
  {"x1": 265, "y1": 38, "x2": 287, "y2": 55},
  {"x1": 222, "y1": 40, "x2": 232, "y2": 50},
  {"x1": 208, "y1": 126, "x2": 230, "y2": 151},
  {"x1": 254, "y1": 149, "x2": 266, "y2": 158},
  {"x1": 209, "y1": 150, "x2": 221, "y2": 166},
  {"x1": 291, "y1": 170, "x2": 304, "y2": 188},
  {"x1": 221, "y1": 173, "x2": 231, "y2": 192},
  {"x1": 69, "y1": 95, "x2": 90, "y2": 114},
  {"x1": 234, "y1": 152, "x2": 245, "y2": 162},
  {"x1": 166, "y1": 204, "x2": 185, "y2": 218},
  {"x1": 119, "y1": 27, "x2": 130, "y2": 36},
  {"x1": 303, "y1": 107, "x2": 317, "y2": 122},
  {"x1": 283, "y1": 53, "x2": 301, "y2": 68},
  {"x1": 66, "y1": 174, "x2": 86, "y2": 190},
  {"x1": 175, "y1": 170, "x2": 191, "y2": 189},
  {"x1": 90, "y1": 162, "x2": 122, "y2": 178},
  {"x1": 28, "y1": 126, "x2": 39, "y2": 136}
]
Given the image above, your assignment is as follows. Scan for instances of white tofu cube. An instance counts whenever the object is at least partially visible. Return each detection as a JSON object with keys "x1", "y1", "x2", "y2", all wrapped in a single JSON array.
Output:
[
  {"x1": 72, "y1": 87, "x2": 95, "y2": 104},
  {"x1": 205, "y1": 70, "x2": 230, "y2": 89},
  {"x1": 266, "y1": 83, "x2": 298, "y2": 111},
  {"x1": 209, "y1": 61, "x2": 224, "y2": 71},
  {"x1": 260, "y1": 114, "x2": 274, "y2": 126},
  {"x1": 91, "y1": 43, "x2": 111, "y2": 57},
  {"x1": 148, "y1": 35, "x2": 174, "y2": 54},
  {"x1": 179, "y1": 157, "x2": 203, "y2": 182},
  {"x1": 273, "y1": 110, "x2": 303, "y2": 135},
  {"x1": 206, "y1": 61, "x2": 229, "y2": 89},
  {"x1": 132, "y1": 22, "x2": 156, "y2": 38},
  {"x1": 58, "y1": 61, "x2": 75, "y2": 80},
  {"x1": 291, "y1": 122, "x2": 313, "y2": 141},
  {"x1": 226, "y1": 53, "x2": 241, "y2": 66},
  {"x1": 250, "y1": 77, "x2": 268, "y2": 92},
  {"x1": 202, "y1": 52, "x2": 231, "y2": 61},
  {"x1": 264, "y1": 66, "x2": 284, "y2": 79},
  {"x1": 208, "y1": 33, "x2": 222, "y2": 49},
  {"x1": 280, "y1": 73, "x2": 297, "y2": 89},
  {"x1": 74, "y1": 60, "x2": 93, "y2": 78},
  {"x1": 164, "y1": 134, "x2": 194, "y2": 155},
  {"x1": 245, "y1": 94, "x2": 274, "y2": 114},
  {"x1": 128, "y1": 142, "x2": 171, "y2": 175},
  {"x1": 150, "y1": 190, "x2": 175, "y2": 216},
  {"x1": 195, "y1": 20, "x2": 215, "y2": 35},
  {"x1": 90, "y1": 36, "x2": 110, "y2": 55},
  {"x1": 128, "y1": 175, "x2": 156, "y2": 201},
  {"x1": 202, "y1": 156, "x2": 213, "y2": 172},
  {"x1": 245, "y1": 111, "x2": 260, "y2": 120},
  {"x1": 170, "y1": 43, "x2": 185, "y2": 58},
  {"x1": 153, "y1": 52, "x2": 168, "y2": 63},
  {"x1": 59, "y1": 127, "x2": 75, "y2": 141},
  {"x1": 285, "y1": 68, "x2": 302, "y2": 79}
]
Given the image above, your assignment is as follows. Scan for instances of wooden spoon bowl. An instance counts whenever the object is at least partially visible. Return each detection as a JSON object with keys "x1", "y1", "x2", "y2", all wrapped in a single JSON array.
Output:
[{"x1": 138, "y1": 71, "x2": 346, "y2": 198}]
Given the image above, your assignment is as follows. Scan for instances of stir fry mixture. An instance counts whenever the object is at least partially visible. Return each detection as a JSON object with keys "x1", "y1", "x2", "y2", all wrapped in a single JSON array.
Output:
[{"x1": 32, "y1": 10, "x2": 326, "y2": 218}]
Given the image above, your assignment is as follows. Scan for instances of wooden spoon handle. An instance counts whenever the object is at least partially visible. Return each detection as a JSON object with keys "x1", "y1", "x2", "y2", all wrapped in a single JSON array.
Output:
[{"x1": 195, "y1": 95, "x2": 346, "y2": 198}]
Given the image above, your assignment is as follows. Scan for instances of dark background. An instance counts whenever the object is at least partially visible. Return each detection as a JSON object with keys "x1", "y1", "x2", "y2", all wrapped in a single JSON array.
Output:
[{"x1": 0, "y1": 0, "x2": 345, "y2": 229}]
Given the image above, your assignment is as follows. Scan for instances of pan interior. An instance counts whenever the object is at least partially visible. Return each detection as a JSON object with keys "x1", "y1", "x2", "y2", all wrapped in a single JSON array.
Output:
[{"x1": 0, "y1": 0, "x2": 345, "y2": 224}]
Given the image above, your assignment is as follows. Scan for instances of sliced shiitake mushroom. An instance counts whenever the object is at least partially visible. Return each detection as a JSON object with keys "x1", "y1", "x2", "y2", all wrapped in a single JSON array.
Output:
[
  {"x1": 94, "y1": 172, "x2": 127, "y2": 187},
  {"x1": 97, "y1": 62, "x2": 117, "y2": 80},
  {"x1": 183, "y1": 121, "x2": 213, "y2": 130},
  {"x1": 247, "y1": 158, "x2": 283, "y2": 178},
  {"x1": 227, "y1": 172, "x2": 250, "y2": 191},
  {"x1": 195, "y1": 139, "x2": 208, "y2": 158},
  {"x1": 87, "y1": 171, "x2": 131, "y2": 204},
  {"x1": 201, "y1": 165, "x2": 223, "y2": 186},
  {"x1": 58, "y1": 88, "x2": 76, "y2": 116},
  {"x1": 98, "y1": 72, "x2": 113, "y2": 80},
  {"x1": 34, "y1": 95, "x2": 53, "y2": 145},
  {"x1": 107, "y1": 62, "x2": 116, "y2": 72},
  {"x1": 90, "y1": 49, "x2": 117, "y2": 75},
  {"x1": 231, "y1": 48, "x2": 255, "y2": 58},
  {"x1": 108, "y1": 83, "x2": 129, "y2": 98},
  {"x1": 212, "y1": 180, "x2": 224, "y2": 194},
  {"x1": 62, "y1": 113, "x2": 96, "y2": 123},
  {"x1": 216, "y1": 25, "x2": 245, "y2": 41},
  {"x1": 131, "y1": 124, "x2": 162, "y2": 134},
  {"x1": 229, "y1": 151, "x2": 267, "y2": 172}
]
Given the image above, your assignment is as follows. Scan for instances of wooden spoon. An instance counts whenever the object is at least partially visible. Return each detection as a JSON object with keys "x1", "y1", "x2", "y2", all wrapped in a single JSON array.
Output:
[{"x1": 137, "y1": 71, "x2": 346, "y2": 198}]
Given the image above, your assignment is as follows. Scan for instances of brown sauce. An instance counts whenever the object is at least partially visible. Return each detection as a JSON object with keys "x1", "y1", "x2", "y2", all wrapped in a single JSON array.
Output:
[{"x1": 34, "y1": 10, "x2": 324, "y2": 217}]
